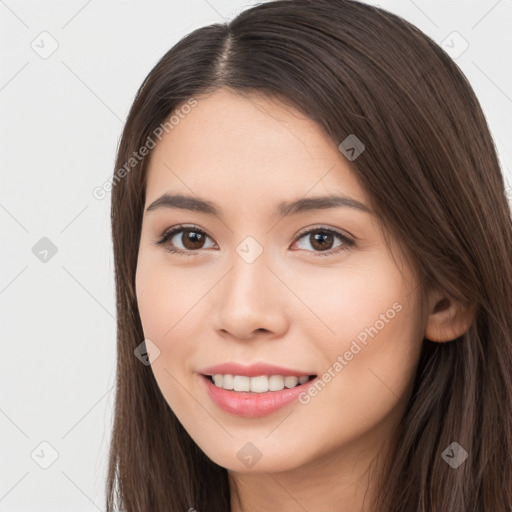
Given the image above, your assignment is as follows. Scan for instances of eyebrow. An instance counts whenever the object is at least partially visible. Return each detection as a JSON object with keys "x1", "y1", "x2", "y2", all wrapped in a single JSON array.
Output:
[{"x1": 144, "y1": 193, "x2": 370, "y2": 220}]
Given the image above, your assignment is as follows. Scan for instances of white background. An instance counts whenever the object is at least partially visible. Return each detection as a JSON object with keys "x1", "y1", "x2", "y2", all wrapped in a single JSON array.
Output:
[{"x1": 1, "y1": 0, "x2": 511, "y2": 510}]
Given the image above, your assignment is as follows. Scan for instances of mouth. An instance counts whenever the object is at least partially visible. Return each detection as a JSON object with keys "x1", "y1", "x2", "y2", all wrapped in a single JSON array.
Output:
[
  {"x1": 199, "y1": 372, "x2": 320, "y2": 417},
  {"x1": 201, "y1": 373, "x2": 318, "y2": 393}
]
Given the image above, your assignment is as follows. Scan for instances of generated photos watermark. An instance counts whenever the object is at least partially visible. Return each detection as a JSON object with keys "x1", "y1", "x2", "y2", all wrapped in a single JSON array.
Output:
[
  {"x1": 92, "y1": 97, "x2": 198, "y2": 200},
  {"x1": 298, "y1": 301, "x2": 403, "y2": 405}
]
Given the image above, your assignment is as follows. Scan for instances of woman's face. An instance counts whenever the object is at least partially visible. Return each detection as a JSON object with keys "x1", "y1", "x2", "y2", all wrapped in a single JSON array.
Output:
[{"x1": 135, "y1": 88, "x2": 426, "y2": 474}]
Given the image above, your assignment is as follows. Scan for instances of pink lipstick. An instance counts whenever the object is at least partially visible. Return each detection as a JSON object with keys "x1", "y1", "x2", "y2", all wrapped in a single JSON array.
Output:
[{"x1": 197, "y1": 362, "x2": 318, "y2": 417}]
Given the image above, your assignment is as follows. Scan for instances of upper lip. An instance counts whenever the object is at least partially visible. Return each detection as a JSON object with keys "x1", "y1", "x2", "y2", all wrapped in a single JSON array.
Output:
[{"x1": 198, "y1": 362, "x2": 316, "y2": 378}]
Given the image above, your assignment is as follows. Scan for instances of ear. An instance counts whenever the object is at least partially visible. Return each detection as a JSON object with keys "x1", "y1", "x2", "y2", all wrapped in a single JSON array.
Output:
[{"x1": 424, "y1": 291, "x2": 475, "y2": 342}]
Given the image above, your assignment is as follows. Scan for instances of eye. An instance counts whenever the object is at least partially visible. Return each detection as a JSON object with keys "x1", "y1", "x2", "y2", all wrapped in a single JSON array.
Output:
[
  {"x1": 155, "y1": 224, "x2": 217, "y2": 256},
  {"x1": 291, "y1": 226, "x2": 354, "y2": 256},
  {"x1": 155, "y1": 224, "x2": 354, "y2": 257}
]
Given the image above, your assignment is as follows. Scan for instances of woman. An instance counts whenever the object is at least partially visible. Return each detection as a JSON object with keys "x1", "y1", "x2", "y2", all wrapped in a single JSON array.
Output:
[{"x1": 106, "y1": 1, "x2": 512, "y2": 510}]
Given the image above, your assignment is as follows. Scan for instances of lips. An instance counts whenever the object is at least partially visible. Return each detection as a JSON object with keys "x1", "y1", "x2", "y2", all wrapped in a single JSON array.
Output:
[
  {"x1": 196, "y1": 362, "x2": 319, "y2": 417},
  {"x1": 199, "y1": 373, "x2": 319, "y2": 417},
  {"x1": 197, "y1": 362, "x2": 315, "y2": 378}
]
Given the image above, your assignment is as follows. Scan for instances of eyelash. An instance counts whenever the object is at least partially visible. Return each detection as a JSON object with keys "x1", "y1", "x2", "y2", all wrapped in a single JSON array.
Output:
[{"x1": 155, "y1": 223, "x2": 355, "y2": 258}]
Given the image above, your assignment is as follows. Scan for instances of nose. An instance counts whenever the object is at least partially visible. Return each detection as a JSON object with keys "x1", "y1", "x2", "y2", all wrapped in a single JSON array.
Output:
[{"x1": 212, "y1": 250, "x2": 289, "y2": 341}]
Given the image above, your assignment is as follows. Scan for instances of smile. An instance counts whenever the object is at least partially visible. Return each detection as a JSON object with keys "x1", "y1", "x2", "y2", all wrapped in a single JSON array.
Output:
[
  {"x1": 199, "y1": 373, "x2": 319, "y2": 417},
  {"x1": 208, "y1": 373, "x2": 316, "y2": 392}
]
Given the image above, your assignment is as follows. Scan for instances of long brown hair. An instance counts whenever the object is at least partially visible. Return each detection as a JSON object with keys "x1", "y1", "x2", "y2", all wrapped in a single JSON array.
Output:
[{"x1": 106, "y1": 1, "x2": 512, "y2": 510}]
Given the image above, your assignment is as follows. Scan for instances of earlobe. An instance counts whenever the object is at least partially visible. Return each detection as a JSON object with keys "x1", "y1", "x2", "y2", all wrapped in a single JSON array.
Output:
[{"x1": 424, "y1": 293, "x2": 475, "y2": 343}]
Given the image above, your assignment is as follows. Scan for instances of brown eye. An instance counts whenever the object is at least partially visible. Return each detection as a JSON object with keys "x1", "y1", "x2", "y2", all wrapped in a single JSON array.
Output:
[
  {"x1": 309, "y1": 231, "x2": 335, "y2": 251},
  {"x1": 180, "y1": 228, "x2": 207, "y2": 250},
  {"x1": 156, "y1": 224, "x2": 353, "y2": 257},
  {"x1": 292, "y1": 227, "x2": 354, "y2": 256},
  {"x1": 156, "y1": 225, "x2": 217, "y2": 255}
]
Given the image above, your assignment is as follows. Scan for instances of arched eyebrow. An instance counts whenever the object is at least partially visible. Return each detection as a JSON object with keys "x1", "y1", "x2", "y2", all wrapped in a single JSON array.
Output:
[{"x1": 144, "y1": 193, "x2": 370, "y2": 220}]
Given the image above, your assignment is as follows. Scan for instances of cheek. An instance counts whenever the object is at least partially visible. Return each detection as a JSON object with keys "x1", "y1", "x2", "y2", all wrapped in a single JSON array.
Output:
[
  {"x1": 135, "y1": 263, "x2": 169, "y2": 340},
  {"x1": 135, "y1": 257, "x2": 200, "y2": 406},
  {"x1": 135, "y1": 254, "x2": 213, "y2": 377},
  {"x1": 291, "y1": 258, "x2": 412, "y2": 349},
  {"x1": 292, "y1": 257, "x2": 422, "y2": 399},
  {"x1": 136, "y1": 254, "x2": 195, "y2": 337},
  {"x1": 319, "y1": 292, "x2": 421, "y2": 421}
]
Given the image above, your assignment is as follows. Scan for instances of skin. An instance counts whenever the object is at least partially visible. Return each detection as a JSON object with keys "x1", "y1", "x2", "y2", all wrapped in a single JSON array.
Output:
[{"x1": 135, "y1": 88, "x2": 473, "y2": 512}]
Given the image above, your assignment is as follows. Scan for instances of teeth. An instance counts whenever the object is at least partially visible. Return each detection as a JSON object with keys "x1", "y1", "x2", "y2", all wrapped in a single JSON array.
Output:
[
  {"x1": 210, "y1": 374, "x2": 312, "y2": 392},
  {"x1": 234, "y1": 375, "x2": 250, "y2": 392}
]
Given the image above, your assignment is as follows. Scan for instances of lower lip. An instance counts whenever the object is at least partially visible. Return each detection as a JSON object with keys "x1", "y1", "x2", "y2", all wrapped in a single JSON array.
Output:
[{"x1": 199, "y1": 374, "x2": 318, "y2": 417}]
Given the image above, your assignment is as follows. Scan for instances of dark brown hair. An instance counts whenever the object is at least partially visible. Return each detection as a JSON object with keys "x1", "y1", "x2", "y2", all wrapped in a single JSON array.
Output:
[{"x1": 106, "y1": 1, "x2": 512, "y2": 510}]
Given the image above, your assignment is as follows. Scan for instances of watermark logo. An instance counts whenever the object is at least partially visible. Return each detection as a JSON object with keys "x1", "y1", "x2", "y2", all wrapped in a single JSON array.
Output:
[
  {"x1": 236, "y1": 236, "x2": 263, "y2": 264},
  {"x1": 338, "y1": 134, "x2": 365, "y2": 161},
  {"x1": 441, "y1": 31, "x2": 469, "y2": 60},
  {"x1": 134, "y1": 339, "x2": 161, "y2": 365},
  {"x1": 31, "y1": 441, "x2": 59, "y2": 469},
  {"x1": 31, "y1": 31, "x2": 59, "y2": 59},
  {"x1": 441, "y1": 441, "x2": 468, "y2": 469},
  {"x1": 237, "y1": 441, "x2": 262, "y2": 468},
  {"x1": 32, "y1": 237, "x2": 58, "y2": 263}
]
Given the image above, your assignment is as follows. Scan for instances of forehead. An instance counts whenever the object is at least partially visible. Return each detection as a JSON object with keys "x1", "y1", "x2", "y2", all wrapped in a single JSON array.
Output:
[{"x1": 144, "y1": 88, "x2": 367, "y2": 210}]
